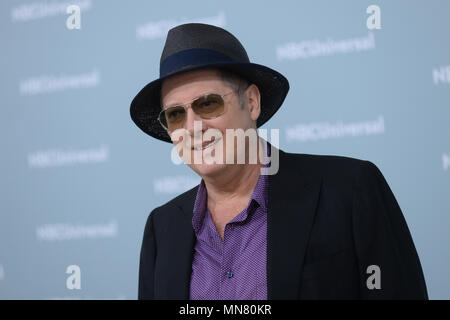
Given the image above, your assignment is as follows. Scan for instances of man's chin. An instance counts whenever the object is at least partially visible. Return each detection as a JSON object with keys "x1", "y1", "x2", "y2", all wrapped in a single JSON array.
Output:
[{"x1": 190, "y1": 162, "x2": 228, "y2": 178}]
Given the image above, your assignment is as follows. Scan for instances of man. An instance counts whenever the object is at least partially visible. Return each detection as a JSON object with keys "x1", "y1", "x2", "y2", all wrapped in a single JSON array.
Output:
[{"x1": 130, "y1": 23, "x2": 428, "y2": 299}]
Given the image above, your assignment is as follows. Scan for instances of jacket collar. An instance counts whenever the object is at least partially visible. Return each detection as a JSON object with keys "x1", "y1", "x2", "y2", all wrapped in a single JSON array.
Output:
[{"x1": 166, "y1": 145, "x2": 322, "y2": 299}]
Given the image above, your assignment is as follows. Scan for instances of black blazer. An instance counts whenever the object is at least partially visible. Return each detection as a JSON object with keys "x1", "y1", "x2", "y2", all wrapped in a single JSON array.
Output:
[{"x1": 138, "y1": 148, "x2": 428, "y2": 299}]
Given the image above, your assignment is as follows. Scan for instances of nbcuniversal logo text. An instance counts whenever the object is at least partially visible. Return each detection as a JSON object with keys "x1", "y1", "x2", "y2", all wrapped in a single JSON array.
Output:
[
  {"x1": 286, "y1": 116, "x2": 385, "y2": 142},
  {"x1": 443, "y1": 153, "x2": 450, "y2": 171},
  {"x1": 154, "y1": 175, "x2": 200, "y2": 195},
  {"x1": 11, "y1": 0, "x2": 92, "y2": 22},
  {"x1": 28, "y1": 145, "x2": 109, "y2": 168},
  {"x1": 36, "y1": 220, "x2": 118, "y2": 241},
  {"x1": 433, "y1": 65, "x2": 450, "y2": 85},
  {"x1": 20, "y1": 70, "x2": 100, "y2": 95},
  {"x1": 276, "y1": 32, "x2": 375, "y2": 61},
  {"x1": 136, "y1": 11, "x2": 226, "y2": 40}
]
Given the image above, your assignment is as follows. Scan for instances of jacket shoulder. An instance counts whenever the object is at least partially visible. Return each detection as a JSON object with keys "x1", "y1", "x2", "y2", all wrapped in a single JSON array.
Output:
[{"x1": 282, "y1": 151, "x2": 377, "y2": 179}]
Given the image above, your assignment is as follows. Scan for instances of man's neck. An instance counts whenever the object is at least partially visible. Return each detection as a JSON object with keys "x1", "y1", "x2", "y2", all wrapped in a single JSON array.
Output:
[
  {"x1": 199, "y1": 137, "x2": 267, "y2": 238},
  {"x1": 203, "y1": 137, "x2": 266, "y2": 209},
  {"x1": 203, "y1": 162, "x2": 262, "y2": 240},
  {"x1": 203, "y1": 161, "x2": 262, "y2": 209}
]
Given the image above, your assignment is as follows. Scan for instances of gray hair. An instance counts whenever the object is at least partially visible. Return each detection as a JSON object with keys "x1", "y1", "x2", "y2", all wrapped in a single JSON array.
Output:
[{"x1": 218, "y1": 68, "x2": 250, "y2": 109}]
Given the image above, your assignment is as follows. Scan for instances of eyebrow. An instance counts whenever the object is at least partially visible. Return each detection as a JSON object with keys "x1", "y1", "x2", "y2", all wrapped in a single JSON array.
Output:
[{"x1": 163, "y1": 101, "x2": 183, "y2": 109}]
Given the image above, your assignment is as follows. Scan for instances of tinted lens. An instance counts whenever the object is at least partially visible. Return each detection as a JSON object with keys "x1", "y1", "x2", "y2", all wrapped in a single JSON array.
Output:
[
  {"x1": 161, "y1": 106, "x2": 186, "y2": 131},
  {"x1": 192, "y1": 94, "x2": 225, "y2": 118},
  {"x1": 159, "y1": 93, "x2": 227, "y2": 132}
]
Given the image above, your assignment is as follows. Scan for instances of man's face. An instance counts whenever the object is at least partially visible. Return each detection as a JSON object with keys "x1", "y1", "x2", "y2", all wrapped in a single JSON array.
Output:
[{"x1": 160, "y1": 68, "x2": 261, "y2": 178}]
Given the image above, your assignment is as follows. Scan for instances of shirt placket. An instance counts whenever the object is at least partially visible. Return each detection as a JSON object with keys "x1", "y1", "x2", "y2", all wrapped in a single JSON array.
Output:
[{"x1": 218, "y1": 222, "x2": 237, "y2": 300}]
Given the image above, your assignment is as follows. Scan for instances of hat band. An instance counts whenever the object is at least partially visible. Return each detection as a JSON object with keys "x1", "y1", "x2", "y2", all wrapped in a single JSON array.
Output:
[{"x1": 160, "y1": 48, "x2": 235, "y2": 77}]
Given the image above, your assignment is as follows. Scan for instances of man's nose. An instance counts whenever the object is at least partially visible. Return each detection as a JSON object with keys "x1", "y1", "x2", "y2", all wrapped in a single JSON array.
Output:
[{"x1": 184, "y1": 106, "x2": 203, "y2": 136}]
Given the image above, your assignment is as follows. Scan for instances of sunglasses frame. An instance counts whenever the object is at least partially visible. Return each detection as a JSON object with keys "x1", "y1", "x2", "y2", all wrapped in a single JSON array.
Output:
[{"x1": 157, "y1": 90, "x2": 236, "y2": 132}]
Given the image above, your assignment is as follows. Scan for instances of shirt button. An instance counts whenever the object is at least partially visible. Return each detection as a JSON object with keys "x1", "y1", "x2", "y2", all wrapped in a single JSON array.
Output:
[{"x1": 226, "y1": 271, "x2": 234, "y2": 278}]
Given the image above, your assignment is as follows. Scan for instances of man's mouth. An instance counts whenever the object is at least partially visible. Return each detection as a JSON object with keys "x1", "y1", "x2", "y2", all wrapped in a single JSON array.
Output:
[{"x1": 192, "y1": 137, "x2": 222, "y2": 151}]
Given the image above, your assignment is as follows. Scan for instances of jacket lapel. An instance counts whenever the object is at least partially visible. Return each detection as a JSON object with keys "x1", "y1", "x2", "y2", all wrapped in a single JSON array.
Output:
[
  {"x1": 267, "y1": 149, "x2": 322, "y2": 299},
  {"x1": 162, "y1": 188, "x2": 197, "y2": 299}
]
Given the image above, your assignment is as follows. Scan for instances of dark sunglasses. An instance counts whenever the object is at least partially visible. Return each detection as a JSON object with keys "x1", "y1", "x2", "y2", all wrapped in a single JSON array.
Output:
[{"x1": 158, "y1": 91, "x2": 235, "y2": 132}]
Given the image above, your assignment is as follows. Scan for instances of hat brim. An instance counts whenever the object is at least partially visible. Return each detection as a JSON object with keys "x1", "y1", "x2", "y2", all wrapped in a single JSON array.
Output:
[{"x1": 130, "y1": 62, "x2": 289, "y2": 143}]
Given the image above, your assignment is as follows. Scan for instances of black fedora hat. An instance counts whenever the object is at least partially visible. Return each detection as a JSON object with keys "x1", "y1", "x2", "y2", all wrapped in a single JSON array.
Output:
[{"x1": 130, "y1": 23, "x2": 289, "y2": 143}]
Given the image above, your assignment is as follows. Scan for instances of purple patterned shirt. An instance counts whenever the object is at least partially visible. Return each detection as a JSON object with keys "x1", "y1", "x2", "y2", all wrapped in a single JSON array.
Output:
[{"x1": 189, "y1": 166, "x2": 269, "y2": 300}]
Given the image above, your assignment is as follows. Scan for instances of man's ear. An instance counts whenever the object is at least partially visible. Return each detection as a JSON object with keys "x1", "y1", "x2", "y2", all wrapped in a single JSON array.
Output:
[{"x1": 246, "y1": 84, "x2": 261, "y2": 122}]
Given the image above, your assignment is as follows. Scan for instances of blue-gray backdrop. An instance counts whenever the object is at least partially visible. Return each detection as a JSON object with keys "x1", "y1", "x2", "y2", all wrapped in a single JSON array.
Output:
[{"x1": 1, "y1": 0, "x2": 449, "y2": 299}]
